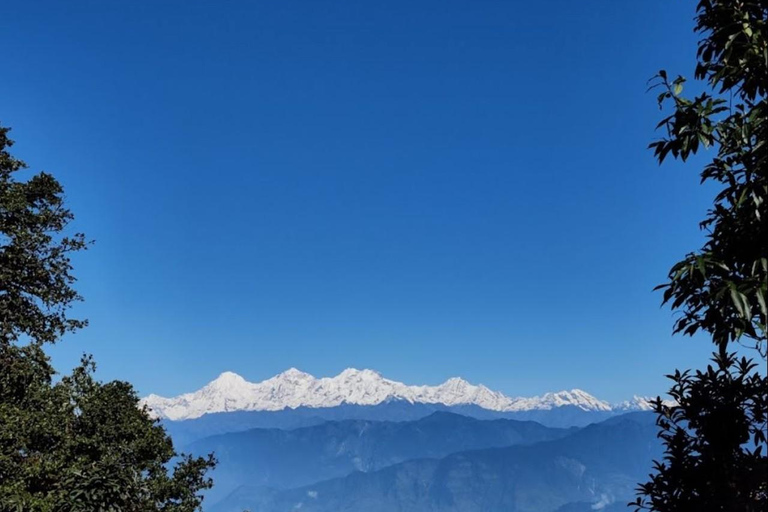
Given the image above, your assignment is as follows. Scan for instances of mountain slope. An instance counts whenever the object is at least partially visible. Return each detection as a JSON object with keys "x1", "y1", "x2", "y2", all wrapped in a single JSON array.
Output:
[
  {"x1": 210, "y1": 413, "x2": 660, "y2": 512},
  {"x1": 189, "y1": 412, "x2": 572, "y2": 504}
]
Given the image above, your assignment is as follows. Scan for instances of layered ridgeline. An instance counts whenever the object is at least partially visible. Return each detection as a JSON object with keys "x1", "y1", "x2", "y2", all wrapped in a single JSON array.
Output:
[
  {"x1": 141, "y1": 368, "x2": 655, "y2": 422},
  {"x1": 207, "y1": 412, "x2": 660, "y2": 512},
  {"x1": 189, "y1": 412, "x2": 574, "y2": 505},
  {"x1": 140, "y1": 372, "x2": 662, "y2": 512}
]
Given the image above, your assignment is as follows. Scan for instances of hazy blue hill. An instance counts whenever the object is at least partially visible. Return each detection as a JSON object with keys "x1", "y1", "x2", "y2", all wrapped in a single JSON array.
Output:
[
  {"x1": 598, "y1": 410, "x2": 658, "y2": 427},
  {"x1": 162, "y1": 410, "x2": 326, "y2": 448},
  {"x1": 453, "y1": 404, "x2": 616, "y2": 428},
  {"x1": 209, "y1": 413, "x2": 659, "y2": 512},
  {"x1": 190, "y1": 411, "x2": 571, "y2": 504},
  {"x1": 164, "y1": 401, "x2": 446, "y2": 447},
  {"x1": 165, "y1": 401, "x2": 615, "y2": 448}
]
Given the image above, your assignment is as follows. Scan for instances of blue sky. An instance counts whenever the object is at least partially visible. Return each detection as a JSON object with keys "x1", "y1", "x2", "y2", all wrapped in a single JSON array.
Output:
[{"x1": 1, "y1": 0, "x2": 717, "y2": 401}]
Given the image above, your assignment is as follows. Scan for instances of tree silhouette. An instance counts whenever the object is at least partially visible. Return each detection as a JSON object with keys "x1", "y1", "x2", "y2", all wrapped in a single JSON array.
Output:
[{"x1": 634, "y1": 1, "x2": 767, "y2": 510}]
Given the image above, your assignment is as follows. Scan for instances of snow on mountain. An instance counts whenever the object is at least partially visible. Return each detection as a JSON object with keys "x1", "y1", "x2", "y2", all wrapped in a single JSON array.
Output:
[
  {"x1": 513, "y1": 389, "x2": 613, "y2": 412},
  {"x1": 141, "y1": 368, "x2": 635, "y2": 421},
  {"x1": 612, "y1": 395, "x2": 677, "y2": 411}
]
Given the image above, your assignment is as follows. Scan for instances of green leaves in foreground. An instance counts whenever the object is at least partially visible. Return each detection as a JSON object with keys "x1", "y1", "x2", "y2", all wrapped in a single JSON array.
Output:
[
  {"x1": 0, "y1": 345, "x2": 216, "y2": 512},
  {"x1": 0, "y1": 126, "x2": 88, "y2": 347},
  {"x1": 646, "y1": 0, "x2": 767, "y2": 354},
  {"x1": 632, "y1": 352, "x2": 768, "y2": 512},
  {"x1": 0, "y1": 124, "x2": 216, "y2": 511},
  {"x1": 636, "y1": 2, "x2": 768, "y2": 511}
]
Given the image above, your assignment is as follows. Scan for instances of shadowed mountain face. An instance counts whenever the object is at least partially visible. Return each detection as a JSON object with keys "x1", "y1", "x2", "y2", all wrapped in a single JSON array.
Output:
[
  {"x1": 188, "y1": 412, "x2": 572, "y2": 504},
  {"x1": 210, "y1": 413, "x2": 660, "y2": 512}
]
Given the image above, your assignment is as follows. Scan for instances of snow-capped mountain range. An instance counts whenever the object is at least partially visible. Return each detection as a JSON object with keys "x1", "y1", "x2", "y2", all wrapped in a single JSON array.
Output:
[{"x1": 141, "y1": 368, "x2": 658, "y2": 421}]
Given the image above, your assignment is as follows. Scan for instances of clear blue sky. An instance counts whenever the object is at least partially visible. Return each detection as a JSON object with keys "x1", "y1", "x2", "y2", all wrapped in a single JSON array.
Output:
[{"x1": 1, "y1": 0, "x2": 716, "y2": 402}]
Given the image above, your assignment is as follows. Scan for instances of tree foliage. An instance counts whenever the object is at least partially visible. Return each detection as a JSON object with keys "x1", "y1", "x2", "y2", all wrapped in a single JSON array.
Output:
[
  {"x1": 0, "y1": 126, "x2": 87, "y2": 346},
  {"x1": 634, "y1": 353, "x2": 767, "y2": 511},
  {"x1": 635, "y1": 1, "x2": 768, "y2": 511},
  {"x1": 0, "y1": 125, "x2": 216, "y2": 511},
  {"x1": 647, "y1": 0, "x2": 767, "y2": 354},
  {"x1": 0, "y1": 345, "x2": 216, "y2": 511}
]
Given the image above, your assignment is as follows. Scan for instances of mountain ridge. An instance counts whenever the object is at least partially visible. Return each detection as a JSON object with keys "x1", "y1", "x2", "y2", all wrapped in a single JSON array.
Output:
[{"x1": 141, "y1": 368, "x2": 658, "y2": 421}]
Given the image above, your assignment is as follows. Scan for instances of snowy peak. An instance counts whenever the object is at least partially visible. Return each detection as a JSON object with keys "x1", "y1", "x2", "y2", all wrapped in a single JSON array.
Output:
[
  {"x1": 275, "y1": 367, "x2": 314, "y2": 380},
  {"x1": 612, "y1": 395, "x2": 676, "y2": 411},
  {"x1": 140, "y1": 369, "x2": 622, "y2": 420},
  {"x1": 207, "y1": 371, "x2": 248, "y2": 389},
  {"x1": 336, "y1": 368, "x2": 383, "y2": 381},
  {"x1": 535, "y1": 389, "x2": 612, "y2": 411},
  {"x1": 141, "y1": 368, "x2": 631, "y2": 421},
  {"x1": 612, "y1": 395, "x2": 655, "y2": 411},
  {"x1": 439, "y1": 377, "x2": 472, "y2": 390}
]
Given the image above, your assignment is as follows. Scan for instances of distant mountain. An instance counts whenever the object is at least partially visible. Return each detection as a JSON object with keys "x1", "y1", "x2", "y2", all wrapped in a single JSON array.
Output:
[
  {"x1": 142, "y1": 368, "x2": 650, "y2": 421},
  {"x1": 210, "y1": 412, "x2": 660, "y2": 512},
  {"x1": 186, "y1": 412, "x2": 572, "y2": 504},
  {"x1": 163, "y1": 401, "x2": 614, "y2": 448}
]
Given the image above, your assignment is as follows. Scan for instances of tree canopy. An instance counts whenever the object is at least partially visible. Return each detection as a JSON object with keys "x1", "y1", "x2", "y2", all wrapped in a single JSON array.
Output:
[
  {"x1": 0, "y1": 125, "x2": 216, "y2": 511},
  {"x1": 0, "y1": 126, "x2": 87, "y2": 347}
]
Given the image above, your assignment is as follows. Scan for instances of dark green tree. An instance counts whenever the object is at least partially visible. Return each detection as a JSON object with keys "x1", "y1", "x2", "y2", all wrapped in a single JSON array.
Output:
[
  {"x1": 0, "y1": 125, "x2": 216, "y2": 511},
  {"x1": 648, "y1": 1, "x2": 767, "y2": 354},
  {"x1": 634, "y1": 1, "x2": 767, "y2": 511},
  {"x1": 0, "y1": 126, "x2": 87, "y2": 346}
]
